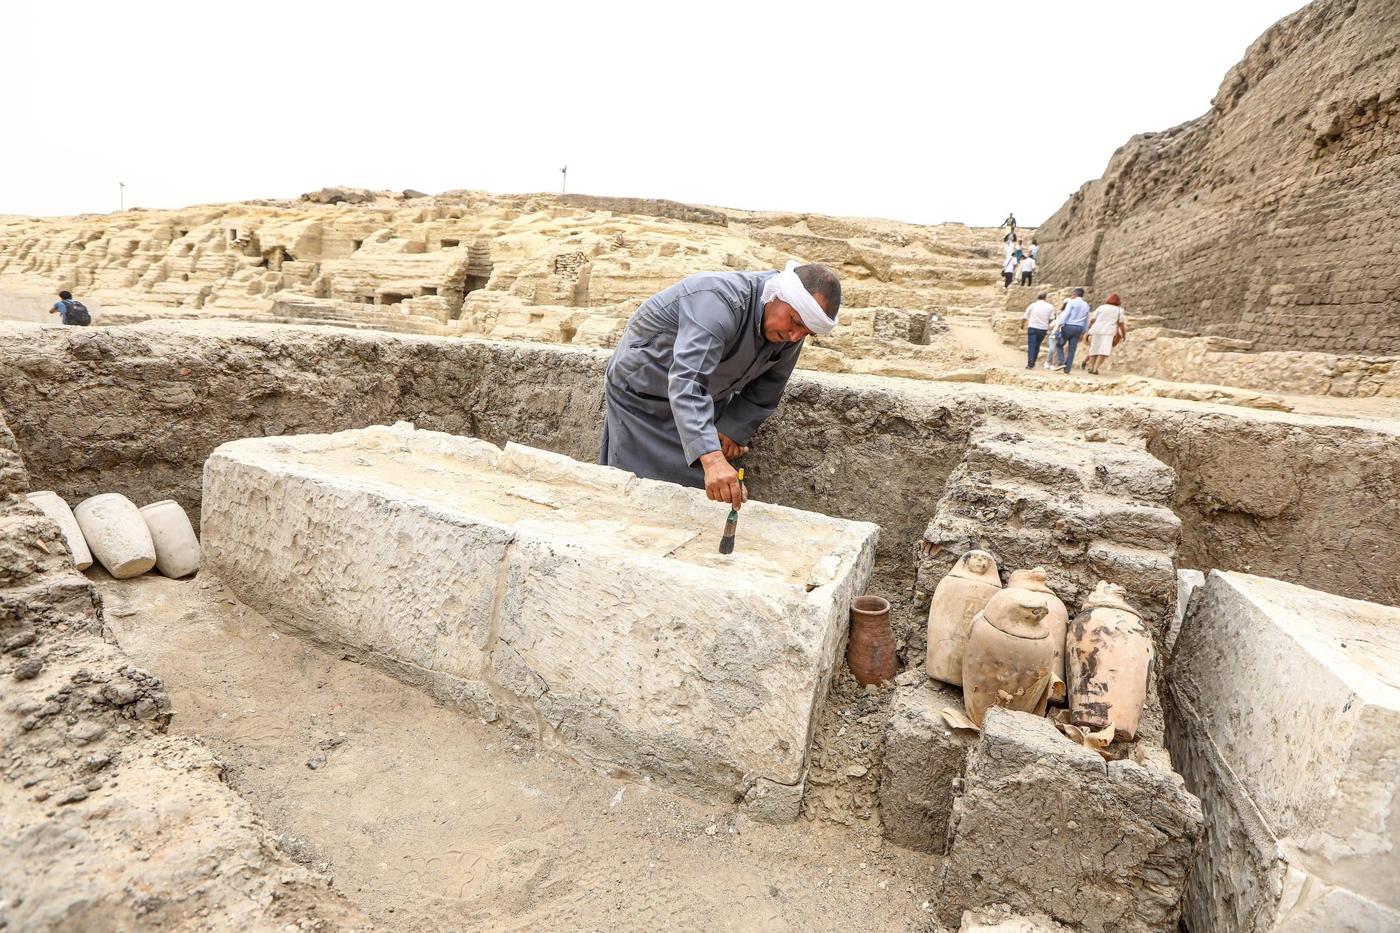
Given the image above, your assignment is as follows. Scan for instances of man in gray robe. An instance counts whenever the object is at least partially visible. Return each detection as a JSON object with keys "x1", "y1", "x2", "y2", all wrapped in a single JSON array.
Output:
[{"x1": 600, "y1": 262, "x2": 841, "y2": 508}]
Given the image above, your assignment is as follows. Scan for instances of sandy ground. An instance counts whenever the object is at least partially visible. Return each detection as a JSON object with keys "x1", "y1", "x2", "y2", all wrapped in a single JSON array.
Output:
[{"x1": 101, "y1": 572, "x2": 945, "y2": 932}]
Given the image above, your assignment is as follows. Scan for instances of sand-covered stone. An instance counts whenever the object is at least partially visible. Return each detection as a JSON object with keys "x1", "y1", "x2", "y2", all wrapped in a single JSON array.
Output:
[
  {"x1": 878, "y1": 680, "x2": 975, "y2": 853},
  {"x1": 937, "y1": 708, "x2": 1202, "y2": 932},
  {"x1": 200, "y1": 422, "x2": 878, "y2": 807},
  {"x1": 1166, "y1": 571, "x2": 1400, "y2": 933}
]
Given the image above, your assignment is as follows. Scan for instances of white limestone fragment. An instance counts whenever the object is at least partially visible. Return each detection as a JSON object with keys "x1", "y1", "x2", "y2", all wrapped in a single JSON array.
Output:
[
  {"x1": 74, "y1": 493, "x2": 156, "y2": 579},
  {"x1": 201, "y1": 424, "x2": 878, "y2": 810},
  {"x1": 1167, "y1": 571, "x2": 1400, "y2": 933},
  {"x1": 139, "y1": 499, "x2": 202, "y2": 578},
  {"x1": 27, "y1": 490, "x2": 93, "y2": 570}
]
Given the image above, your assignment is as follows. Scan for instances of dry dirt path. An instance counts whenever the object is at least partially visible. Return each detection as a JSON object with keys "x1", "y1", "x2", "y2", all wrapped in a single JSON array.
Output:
[{"x1": 102, "y1": 572, "x2": 943, "y2": 932}]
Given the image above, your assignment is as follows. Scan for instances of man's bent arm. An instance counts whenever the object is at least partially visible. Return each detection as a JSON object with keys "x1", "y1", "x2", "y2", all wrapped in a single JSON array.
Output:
[
  {"x1": 714, "y1": 347, "x2": 799, "y2": 446},
  {"x1": 668, "y1": 291, "x2": 737, "y2": 465}
]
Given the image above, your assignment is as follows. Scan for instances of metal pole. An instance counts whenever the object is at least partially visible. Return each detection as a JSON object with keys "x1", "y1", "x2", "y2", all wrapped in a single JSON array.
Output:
[
  {"x1": 560, "y1": 165, "x2": 567, "y2": 194},
  {"x1": 119, "y1": 182, "x2": 125, "y2": 212}
]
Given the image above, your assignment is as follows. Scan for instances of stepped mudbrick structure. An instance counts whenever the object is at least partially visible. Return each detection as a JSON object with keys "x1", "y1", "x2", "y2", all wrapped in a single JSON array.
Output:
[{"x1": 1037, "y1": 0, "x2": 1400, "y2": 353}]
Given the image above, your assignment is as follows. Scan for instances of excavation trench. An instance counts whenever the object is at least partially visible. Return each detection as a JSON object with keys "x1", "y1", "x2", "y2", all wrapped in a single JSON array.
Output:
[{"x1": 3, "y1": 319, "x2": 1399, "y2": 926}]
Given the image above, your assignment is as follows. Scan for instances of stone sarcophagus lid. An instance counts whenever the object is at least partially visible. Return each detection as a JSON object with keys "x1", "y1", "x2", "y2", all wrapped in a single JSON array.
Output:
[{"x1": 201, "y1": 423, "x2": 878, "y2": 815}]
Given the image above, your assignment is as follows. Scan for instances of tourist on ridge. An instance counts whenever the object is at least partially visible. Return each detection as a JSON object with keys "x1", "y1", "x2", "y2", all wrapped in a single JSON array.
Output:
[
  {"x1": 1002, "y1": 252, "x2": 1018, "y2": 288},
  {"x1": 1054, "y1": 288, "x2": 1091, "y2": 373},
  {"x1": 599, "y1": 262, "x2": 840, "y2": 507},
  {"x1": 1019, "y1": 254, "x2": 1036, "y2": 286},
  {"x1": 1084, "y1": 293, "x2": 1127, "y2": 375},
  {"x1": 47, "y1": 290, "x2": 91, "y2": 326},
  {"x1": 1023, "y1": 291, "x2": 1055, "y2": 369},
  {"x1": 1003, "y1": 212, "x2": 1017, "y2": 238}
]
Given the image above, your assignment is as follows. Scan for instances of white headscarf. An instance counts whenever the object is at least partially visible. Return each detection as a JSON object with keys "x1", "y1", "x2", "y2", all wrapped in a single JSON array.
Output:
[{"x1": 759, "y1": 260, "x2": 836, "y2": 336}]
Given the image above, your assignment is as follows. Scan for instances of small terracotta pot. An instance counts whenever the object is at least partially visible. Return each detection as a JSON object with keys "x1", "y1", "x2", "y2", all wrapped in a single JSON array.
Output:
[{"x1": 848, "y1": 595, "x2": 897, "y2": 686}]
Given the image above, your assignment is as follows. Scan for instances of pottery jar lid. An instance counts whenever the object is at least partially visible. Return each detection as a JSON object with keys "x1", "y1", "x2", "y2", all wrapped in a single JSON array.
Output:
[
  {"x1": 1082, "y1": 581, "x2": 1139, "y2": 616},
  {"x1": 982, "y1": 588, "x2": 1049, "y2": 638},
  {"x1": 951, "y1": 549, "x2": 1001, "y2": 585},
  {"x1": 1008, "y1": 567, "x2": 1053, "y2": 594}
]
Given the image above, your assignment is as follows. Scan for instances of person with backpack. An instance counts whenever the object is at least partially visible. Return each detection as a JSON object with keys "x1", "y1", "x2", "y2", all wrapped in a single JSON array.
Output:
[{"x1": 48, "y1": 290, "x2": 91, "y2": 326}]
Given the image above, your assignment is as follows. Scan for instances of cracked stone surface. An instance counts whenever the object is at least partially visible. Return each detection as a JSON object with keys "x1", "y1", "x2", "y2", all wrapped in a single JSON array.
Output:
[
  {"x1": 0, "y1": 408, "x2": 370, "y2": 930},
  {"x1": 200, "y1": 422, "x2": 878, "y2": 807},
  {"x1": 936, "y1": 708, "x2": 1203, "y2": 932},
  {"x1": 1167, "y1": 570, "x2": 1400, "y2": 933}
]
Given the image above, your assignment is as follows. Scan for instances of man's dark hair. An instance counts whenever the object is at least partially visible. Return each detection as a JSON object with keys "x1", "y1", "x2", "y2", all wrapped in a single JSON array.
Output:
[
  {"x1": 58, "y1": 290, "x2": 72, "y2": 301},
  {"x1": 1072, "y1": 287, "x2": 1085, "y2": 297},
  {"x1": 795, "y1": 264, "x2": 841, "y2": 319}
]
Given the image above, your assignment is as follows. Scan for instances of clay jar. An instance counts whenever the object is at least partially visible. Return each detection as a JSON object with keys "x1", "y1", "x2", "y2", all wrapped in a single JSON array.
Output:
[
  {"x1": 926, "y1": 550, "x2": 1002, "y2": 686},
  {"x1": 1068, "y1": 581, "x2": 1153, "y2": 741},
  {"x1": 73, "y1": 493, "x2": 156, "y2": 579},
  {"x1": 26, "y1": 491, "x2": 93, "y2": 570},
  {"x1": 962, "y1": 588, "x2": 1055, "y2": 727},
  {"x1": 848, "y1": 595, "x2": 897, "y2": 686},
  {"x1": 139, "y1": 499, "x2": 202, "y2": 578},
  {"x1": 1007, "y1": 568, "x2": 1069, "y2": 702}
]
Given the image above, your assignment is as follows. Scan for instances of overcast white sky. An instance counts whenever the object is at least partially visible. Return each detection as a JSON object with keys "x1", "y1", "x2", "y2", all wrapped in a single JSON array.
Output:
[{"x1": 3, "y1": 0, "x2": 1305, "y2": 226}]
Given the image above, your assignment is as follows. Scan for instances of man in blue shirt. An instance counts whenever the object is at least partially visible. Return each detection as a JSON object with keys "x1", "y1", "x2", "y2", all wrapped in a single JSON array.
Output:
[
  {"x1": 1055, "y1": 288, "x2": 1091, "y2": 374},
  {"x1": 48, "y1": 290, "x2": 90, "y2": 326}
]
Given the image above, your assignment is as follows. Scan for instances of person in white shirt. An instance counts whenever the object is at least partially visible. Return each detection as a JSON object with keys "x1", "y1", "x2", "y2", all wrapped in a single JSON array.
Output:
[
  {"x1": 1084, "y1": 293, "x2": 1128, "y2": 375},
  {"x1": 1022, "y1": 292, "x2": 1055, "y2": 369},
  {"x1": 1019, "y1": 255, "x2": 1037, "y2": 287},
  {"x1": 1002, "y1": 252, "x2": 1018, "y2": 288}
]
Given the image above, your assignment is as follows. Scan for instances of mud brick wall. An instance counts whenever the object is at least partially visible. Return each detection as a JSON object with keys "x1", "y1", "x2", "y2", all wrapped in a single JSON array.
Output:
[
  {"x1": 0, "y1": 320, "x2": 1397, "y2": 609},
  {"x1": 1036, "y1": 0, "x2": 1400, "y2": 353}
]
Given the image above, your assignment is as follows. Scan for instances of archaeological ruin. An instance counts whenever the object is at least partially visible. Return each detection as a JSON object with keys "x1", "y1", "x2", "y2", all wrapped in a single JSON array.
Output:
[{"x1": 2, "y1": 1, "x2": 1398, "y2": 930}]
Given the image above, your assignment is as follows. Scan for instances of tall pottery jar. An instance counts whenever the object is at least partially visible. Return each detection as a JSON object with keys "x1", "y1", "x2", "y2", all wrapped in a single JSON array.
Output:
[
  {"x1": 1068, "y1": 581, "x2": 1153, "y2": 741},
  {"x1": 73, "y1": 493, "x2": 156, "y2": 579},
  {"x1": 27, "y1": 491, "x2": 93, "y2": 570},
  {"x1": 848, "y1": 595, "x2": 897, "y2": 686},
  {"x1": 962, "y1": 588, "x2": 1055, "y2": 726},
  {"x1": 1006, "y1": 567, "x2": 1069, "y2": 702},
  {"x1": 139, "y1": 499, "x2": 202, "y2": 578},
  {"x1": 926, "y1": 550, "x2": 1001, "y2": 686}
]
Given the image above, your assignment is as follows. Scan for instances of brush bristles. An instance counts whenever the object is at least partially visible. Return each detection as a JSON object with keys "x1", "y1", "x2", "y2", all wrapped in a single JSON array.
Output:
[{"x1": 718, "y1": 513, "x2": 738, "y2": 554}]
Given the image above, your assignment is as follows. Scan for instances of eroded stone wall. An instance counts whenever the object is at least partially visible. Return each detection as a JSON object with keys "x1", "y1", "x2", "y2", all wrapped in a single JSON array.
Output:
[
  {"x1": 1037, "y1": 0, "x2": 1400, "y2": 353},
  {"x1": 0, "y1": 321, "x2": 1396, "y2": 608},
  {"x1": 0, "y1": 408, "x2": 370, "y2": 930}
]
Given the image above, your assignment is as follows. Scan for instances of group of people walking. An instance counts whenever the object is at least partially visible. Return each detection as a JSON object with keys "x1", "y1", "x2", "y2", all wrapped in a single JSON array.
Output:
[
  {"x1": 1022, "y1": 288, "x2": 1127, "y2": 374},
  {"x1": 1001, "y1": 233, "x2": 1037, "y2": 288}
]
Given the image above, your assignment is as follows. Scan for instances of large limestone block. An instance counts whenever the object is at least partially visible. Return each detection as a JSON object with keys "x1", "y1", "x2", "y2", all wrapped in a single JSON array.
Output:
[
  {"x1": 1166, "y1": 571, "x2": 1400, "y2": 933},
  {"x1": 201, "y1": 423, "x2": 878, "y2": 807},
  {"x1": 937, "y1": 708, "x2": 1203, "y2": 932},
  {"x1": 878, "y1": 680, "x2": 975, "y2": 853}
]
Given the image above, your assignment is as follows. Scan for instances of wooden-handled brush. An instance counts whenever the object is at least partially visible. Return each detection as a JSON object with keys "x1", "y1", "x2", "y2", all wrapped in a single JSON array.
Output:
[{"x1": 718, "y1": 468, "x2": 744, "y2": 555}]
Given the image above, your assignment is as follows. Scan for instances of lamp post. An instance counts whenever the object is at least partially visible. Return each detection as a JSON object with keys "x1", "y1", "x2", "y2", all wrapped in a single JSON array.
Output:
[
  {"x1": 559, "y1": 165, "x2": 567, "y2": 194},
  {"x1": 119, "y1": 182, "x2": 125, "y2": 212}
]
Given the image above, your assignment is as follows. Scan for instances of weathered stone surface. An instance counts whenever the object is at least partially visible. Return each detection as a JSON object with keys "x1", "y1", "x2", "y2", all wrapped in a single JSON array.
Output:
[
  {"x1": 1037, "y1": 0, "x2": 1400, "y2": 354},
  {"x1": 1166, "y1": 571, "x2": 1400, "y2": 933},
  {"x1": 878, "y1": 681, "x2": 975, "y2": 853},
  {"x1": 0, "y1": 409, "x2": 370, "y2": 930},
  {"x1": 200, "y1": 422, "x2": 878, "y2": 804},
  {"x1": 1168, "y1": 569, "x2": 1205, "y2": 652},
  {"x1": 960, "y1": 905, "x2": 1075, "y2": 932},
  {"x1": 937, "y1": 708, "x2": 1203, "y2": 932},
  {"x1": 1, "y1": 320, "x2": 1397, "y2": 612},
  {"x1": 0, "y1": 188, "x2": 1002, "y2": 376},
  {"x1": 917, "y1": 425, "x2": 1181, "y2": 662}
]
